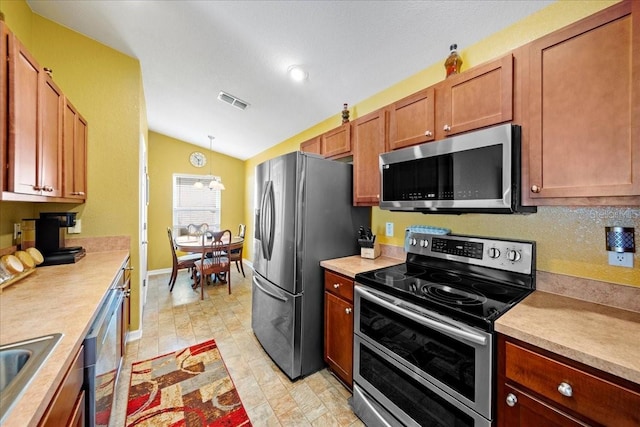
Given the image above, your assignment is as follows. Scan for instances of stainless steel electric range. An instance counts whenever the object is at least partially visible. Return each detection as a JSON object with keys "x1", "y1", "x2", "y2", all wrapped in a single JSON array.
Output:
[{"x1": 351, "y1": 232, "x2": 536, "y2": 427}]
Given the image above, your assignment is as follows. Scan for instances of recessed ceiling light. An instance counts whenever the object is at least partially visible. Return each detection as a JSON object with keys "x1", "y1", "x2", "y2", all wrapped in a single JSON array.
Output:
[{"x1": 287, "y1": 65, "x2": 308, "y2": 82}]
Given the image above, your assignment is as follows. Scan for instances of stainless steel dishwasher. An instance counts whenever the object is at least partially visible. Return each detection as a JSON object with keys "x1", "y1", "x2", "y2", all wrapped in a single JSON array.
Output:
[{"x1": 83, "y1": 271, "x2": 125, "y2": 427}]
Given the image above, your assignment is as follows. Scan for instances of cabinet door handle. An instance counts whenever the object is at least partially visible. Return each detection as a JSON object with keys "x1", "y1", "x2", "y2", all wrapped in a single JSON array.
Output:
[
  {"x1": 345, "y1": 308, "x2": 352, "y2": 314},
  {"x1": 33, "y1": 185, "x2": 43, "y2": 191},
  {"x1": 505, "y1": 393, "x2": 518, "y2": 407},
  {"x1": 443, "y1": 124, "x2": 451, "y2": 132},
  {"x1": 333, "y1": 283, "x2": 340, "y2": 289},
  {"x1": 531, "y1": 185, "x2": 541, "y2": 193},
  {"x1": 425, "y1": 130, "x2": 433, "y2": 137},
  {"x1": 557, "y1": 382, "x2": 573, "y2": 397}
]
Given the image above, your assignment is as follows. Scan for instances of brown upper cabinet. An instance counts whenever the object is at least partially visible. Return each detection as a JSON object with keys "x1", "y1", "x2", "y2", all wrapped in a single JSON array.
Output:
[
  {"x1": 0, "y1": 22, "x2": 8, "y2": 194},
  {"x1": 352, "y1": 108, "x2": 387, "y2": 206},
  {"x1": 388, "y1": 53, "x2": 513, "y2": 151},
  {"x1": 7, "y1": 32, "x2": 63, "y2": 198},
  {"x1": 389, "y1": 86, "x2": 435, "y2": 150},
  {"x1": 436, "y1": 53, "x2": 513, "y2": 140},
  {"x1": 321, "y1": 122, "x2": 351, "y2": 159},
  {"x1": 524, "y1": 0, "x2": 639, "y2": 205},
  {"x1": 299, "y1": 135, "x2": 321, "y2": 156},
  {"x1": 2, "y1": 23, "x2": 88, "y2": 202},
  {"x1": 63, "y1": 100, "x2": 88, "y2": 200}
]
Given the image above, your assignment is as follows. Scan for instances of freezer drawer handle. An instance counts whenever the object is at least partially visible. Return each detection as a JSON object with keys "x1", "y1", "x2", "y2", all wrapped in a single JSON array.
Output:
[{"x1": 253, "y1": 276, "x2": 288, "y2": 302}]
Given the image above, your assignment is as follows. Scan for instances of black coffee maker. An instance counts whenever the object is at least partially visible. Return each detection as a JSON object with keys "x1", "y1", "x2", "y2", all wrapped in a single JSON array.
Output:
[{"x1": 35, "y1": 212, "x2": 86, "y2": 266}]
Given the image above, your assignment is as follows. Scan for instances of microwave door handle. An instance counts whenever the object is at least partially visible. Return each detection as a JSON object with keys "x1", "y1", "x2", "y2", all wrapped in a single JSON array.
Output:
[{"x1": 358, "y1": 287, "x2": 487, "y2": 346}]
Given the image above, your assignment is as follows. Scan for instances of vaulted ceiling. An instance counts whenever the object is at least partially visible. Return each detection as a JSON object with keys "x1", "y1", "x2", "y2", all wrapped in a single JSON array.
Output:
[{"x1": 27, "y1": 1, "x2": 553, "y2": 160}]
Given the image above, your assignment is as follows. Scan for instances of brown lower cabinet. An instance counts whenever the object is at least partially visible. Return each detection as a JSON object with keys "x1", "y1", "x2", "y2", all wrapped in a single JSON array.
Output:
[
  {"x1": 323, "y1": 270, "x2": 354, "y2": 389},
  {"x1": 39, "y1": 345, "x2": 85, "y2": 427},
  {"x1": 497, "y1": 334, "x2": 640, "y2": 427}
]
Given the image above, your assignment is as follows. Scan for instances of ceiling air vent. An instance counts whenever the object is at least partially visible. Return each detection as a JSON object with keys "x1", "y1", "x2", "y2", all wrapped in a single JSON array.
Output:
[{"x1": 217, "y1": 91, "x2": 249, "y2": 110}]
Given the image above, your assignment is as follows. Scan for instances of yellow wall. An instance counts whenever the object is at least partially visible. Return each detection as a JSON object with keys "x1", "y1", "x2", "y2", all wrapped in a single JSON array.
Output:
[
  {"x1": 146, "y1": 131, "x2": 245, "y2": 270},
  {"x1": 0, "y1": 0, "x2": 146, "y2": 330},
  {"x1": 245, "y1": 0, "x2": 639, "y2": 288}
]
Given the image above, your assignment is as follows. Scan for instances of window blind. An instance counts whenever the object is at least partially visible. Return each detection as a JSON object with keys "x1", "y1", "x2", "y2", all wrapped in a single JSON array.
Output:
[{"x1": 172, "y1": 174, "x2": 221, "y2": 232}]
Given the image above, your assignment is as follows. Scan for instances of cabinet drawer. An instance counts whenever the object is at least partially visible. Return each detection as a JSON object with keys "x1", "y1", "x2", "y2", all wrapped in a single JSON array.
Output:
[
  {"x1": 324, "y1": 270, "x2": 354, "y2": 302},
  {"x1": 505, "y1": 341, "x2": 640, "y2": 426},
  {"x1": 39, "y1": 345, "x2": 85, "y2": 427}
]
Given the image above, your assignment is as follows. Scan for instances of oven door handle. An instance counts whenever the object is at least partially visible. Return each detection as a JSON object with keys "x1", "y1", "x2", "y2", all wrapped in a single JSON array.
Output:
[
  {"x1": 358, "y1": 287, "x2": 488, "y2": 346},
  {"x1": 353, "y1": 385, "x2": 395, "y2": 427}
]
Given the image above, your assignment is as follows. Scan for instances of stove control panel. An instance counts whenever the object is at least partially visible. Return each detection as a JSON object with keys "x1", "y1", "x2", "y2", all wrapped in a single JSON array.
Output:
[{"x1": 405, "y1": 232, "x2": 535, "y2": 275}]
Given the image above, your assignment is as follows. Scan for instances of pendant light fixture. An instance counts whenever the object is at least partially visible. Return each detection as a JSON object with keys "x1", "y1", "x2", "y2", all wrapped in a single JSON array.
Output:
[{"x1": 207, "y1": 135, "x2": 225, "y2": 191}]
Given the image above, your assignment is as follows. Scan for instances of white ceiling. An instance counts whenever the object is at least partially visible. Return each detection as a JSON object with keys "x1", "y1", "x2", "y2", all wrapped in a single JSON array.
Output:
[{"x1": 26, "y1": 0, "x2": 553, "y2": 160}]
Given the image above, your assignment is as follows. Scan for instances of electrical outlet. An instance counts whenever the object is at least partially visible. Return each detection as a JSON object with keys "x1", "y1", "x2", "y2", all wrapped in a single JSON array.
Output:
[
  {"x1": 385, "y1": 222, "x2": 394, "y2": 237},
  {"x1": 67, "y1": 219, "x2": 82, "y2": 234},
  {"x1": 13, "y1": 223, "x2": 20, "y2": 240},
  {"x1": 608, "y1": 252, "x2": 633, "y2": 268}
]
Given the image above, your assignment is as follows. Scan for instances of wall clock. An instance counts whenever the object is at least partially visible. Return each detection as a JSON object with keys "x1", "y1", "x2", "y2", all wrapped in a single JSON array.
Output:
[{"x1": 189, "y1": 152, "x2": 207, "y2": 168}]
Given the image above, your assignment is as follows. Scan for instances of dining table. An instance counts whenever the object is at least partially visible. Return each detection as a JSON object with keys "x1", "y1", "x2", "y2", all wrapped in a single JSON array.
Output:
[
  {"x1": 174, "y1": 234, "x2": 244, "y2": 253},
  {"x1": 174, "y1": 233, "x2": 244, "y2": 286}
]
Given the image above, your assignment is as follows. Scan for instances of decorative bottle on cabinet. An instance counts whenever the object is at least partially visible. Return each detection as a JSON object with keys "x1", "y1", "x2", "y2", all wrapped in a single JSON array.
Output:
[
  {"x1": 342, "y1": 103, "x2": 350, "y2": 123},
  {"x1": 445, "y1": 44, "x2": 463, "y2": 77}
]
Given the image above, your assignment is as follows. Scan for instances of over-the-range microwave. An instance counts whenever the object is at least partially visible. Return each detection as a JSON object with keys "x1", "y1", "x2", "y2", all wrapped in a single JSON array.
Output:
[{"x1": 379, "y1": 123, "x2": 536, "y2": 214}]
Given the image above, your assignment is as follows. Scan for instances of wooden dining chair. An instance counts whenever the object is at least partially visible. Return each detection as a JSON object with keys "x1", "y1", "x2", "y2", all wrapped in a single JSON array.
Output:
[
  {"x1": 187, "y1": 223, "x2": 208, "y2": 236},
  {"x1": 167, "y1": 227, "x2": 200, "y2": 292},
  {"x1": 229, "y1": 224, "x2": 246, "y2": 277},
  {"x1": 193, "y1": 229, "x2": 232, "y2": 299}
]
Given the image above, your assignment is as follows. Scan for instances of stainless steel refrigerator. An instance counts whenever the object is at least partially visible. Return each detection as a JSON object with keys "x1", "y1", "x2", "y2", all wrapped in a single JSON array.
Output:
[{"x1": 252, "y1": 151, "x2": 370, "y2": 380}]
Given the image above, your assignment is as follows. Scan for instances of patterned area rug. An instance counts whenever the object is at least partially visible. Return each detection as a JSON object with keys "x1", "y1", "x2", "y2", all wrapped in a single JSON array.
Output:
[{"x1": 125, "y1": 339, "x2": 252, "y2": 426}]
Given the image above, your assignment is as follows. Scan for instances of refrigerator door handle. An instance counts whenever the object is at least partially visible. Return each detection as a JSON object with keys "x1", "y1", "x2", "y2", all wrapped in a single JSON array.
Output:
[
  {"x1": 264, "y1": 180, "x2": 275, "y2": 260},
  {"x1": 258, "y1": 181, "x2": 271, "y2": 258},
  {"x1": 253, "y1": 276, "x2": 288, "y2": 302}
]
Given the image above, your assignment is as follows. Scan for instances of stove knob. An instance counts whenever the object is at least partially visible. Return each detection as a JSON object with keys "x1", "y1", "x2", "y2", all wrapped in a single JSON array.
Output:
[
  {"x1": 507, "y1": 250, "x2": 522, "y2": 262},
  {"x1": 420, "y1": 240, "x2": 427, "y2": 247},
  {"x1": 488, "y1": 247, "x2": 501, "y2": 259},
  {"x1": 411, "y1": 238, "x2": 417, "y2": 246}
]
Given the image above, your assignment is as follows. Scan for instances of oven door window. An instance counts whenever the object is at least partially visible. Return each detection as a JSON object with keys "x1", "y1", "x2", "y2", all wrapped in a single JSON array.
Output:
[
  {"x1": 359, "y1": 296, "x2": 476, "y2": 400},
  {"x1": 357, "y1": 341, "x2": 476, "y2": 427}
]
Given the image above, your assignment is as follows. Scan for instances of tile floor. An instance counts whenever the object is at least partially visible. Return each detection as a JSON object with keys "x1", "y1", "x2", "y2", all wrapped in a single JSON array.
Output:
[{"x1": 111, "y1": 266, "x2": 364, "y2": 426}]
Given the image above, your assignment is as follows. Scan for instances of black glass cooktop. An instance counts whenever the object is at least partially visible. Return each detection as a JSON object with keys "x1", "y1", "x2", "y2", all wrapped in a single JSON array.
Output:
[{"x1": 355, "y1": 262, "x2": 534, "y2": 329}]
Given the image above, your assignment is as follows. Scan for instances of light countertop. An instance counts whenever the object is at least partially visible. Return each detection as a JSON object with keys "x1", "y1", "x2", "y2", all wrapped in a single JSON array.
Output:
[
  {"x1": 0, "y1": 250, "x2": 130, "y2": 427},
  {"x1": 496, "y1": 291, "x2": 640, "y2": 384},
  {"x1": 320, "y1": 255, "x2": 403, "y2": 278}
]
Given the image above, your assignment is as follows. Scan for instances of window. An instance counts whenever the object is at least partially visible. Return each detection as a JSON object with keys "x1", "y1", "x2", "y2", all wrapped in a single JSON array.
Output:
[{"x1": 173, "y1": 174, "x2": 222, "y2": 233}]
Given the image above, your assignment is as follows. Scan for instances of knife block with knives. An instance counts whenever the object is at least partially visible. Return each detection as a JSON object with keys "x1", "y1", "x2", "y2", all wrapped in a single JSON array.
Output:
[{"x1": 358, "y1": 226, "x2": 380, "y2": 259}]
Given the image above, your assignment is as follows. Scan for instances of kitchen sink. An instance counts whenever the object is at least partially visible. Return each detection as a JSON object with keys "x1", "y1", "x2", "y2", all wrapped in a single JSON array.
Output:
[{"x1": 0, "y1": 333, "x2": 62, "y2": 422}]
